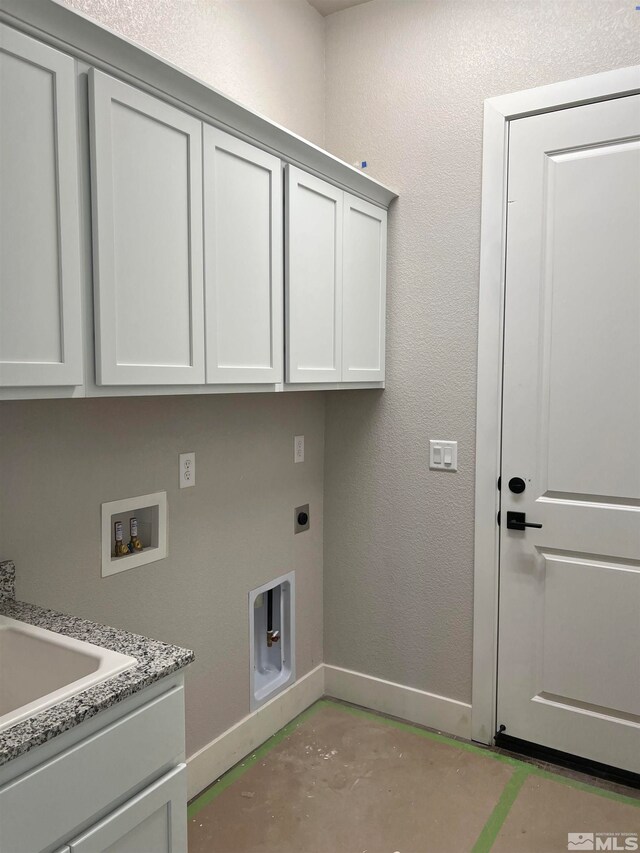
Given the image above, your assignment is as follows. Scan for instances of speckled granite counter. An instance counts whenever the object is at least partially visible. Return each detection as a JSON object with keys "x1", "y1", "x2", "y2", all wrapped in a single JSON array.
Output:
[{"x1": 0, "y1": 560, "x2": 194, "y2": 766}]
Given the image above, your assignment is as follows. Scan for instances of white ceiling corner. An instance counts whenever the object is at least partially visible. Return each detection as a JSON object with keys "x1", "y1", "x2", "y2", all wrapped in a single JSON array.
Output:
[{"x1": 307, "y1": 0, "x2": 372, "y2": 18}]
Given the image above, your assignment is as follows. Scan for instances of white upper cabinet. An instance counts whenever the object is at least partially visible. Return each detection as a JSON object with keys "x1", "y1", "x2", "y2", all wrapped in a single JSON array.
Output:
[
  {"x1": 1, "y1": 15, "x2": 392, "y2": 396},
  {"x1": 342, "y1": 194, "x2": 387, "y2": 382},
  {"x1": 203, "y1": 127, "x2": 283, "y2": 383},
  {"x1": 286, "y1": 166, "x2": 387, "y2": 384},
  {"x1": 89, "y1": 69, "x2": 205, "y2": 385},
  {"x1": 0, "y1": 25, "x2": 83, "y2": 387},
  {"x1": 286, "y1": 165, "x2": 343, "y2": 383}
]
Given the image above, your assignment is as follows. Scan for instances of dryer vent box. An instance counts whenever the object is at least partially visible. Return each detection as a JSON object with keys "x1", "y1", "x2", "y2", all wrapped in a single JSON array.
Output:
[{"x1": 249, "y1": 572, "x2": 295, "y2": 711}]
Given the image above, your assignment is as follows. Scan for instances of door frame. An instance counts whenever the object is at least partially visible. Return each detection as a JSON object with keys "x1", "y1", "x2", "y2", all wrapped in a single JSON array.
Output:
[{"x1": 471, "y1": 65, "x2": 640, "y2": 745}]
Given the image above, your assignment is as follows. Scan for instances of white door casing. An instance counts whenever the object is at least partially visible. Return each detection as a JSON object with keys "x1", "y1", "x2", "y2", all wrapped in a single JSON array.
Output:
[
  {"x1": 203, "y1": 126, "x2": 283, "y2": 383},
  {"x1": 0, "y1": 25, "x2": 83, "y2": 387},
  {"x1": 286, "y1": 165, "x2": 343, "y2": 383},
  {"x1": 342, "y1": 194, "x2": 387, "y2": 382},
  {"x1": 89, "y1": 69, "x2": 205, "y2": 385},
  {"x1": 473, "y1": 65, "x2": 640, "y2": 766}
]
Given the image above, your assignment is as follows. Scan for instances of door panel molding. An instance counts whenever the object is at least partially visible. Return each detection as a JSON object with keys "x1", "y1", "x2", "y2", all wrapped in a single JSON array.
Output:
[{"x1": 472, "y1": 64, "x2": 640, "y2": 746}]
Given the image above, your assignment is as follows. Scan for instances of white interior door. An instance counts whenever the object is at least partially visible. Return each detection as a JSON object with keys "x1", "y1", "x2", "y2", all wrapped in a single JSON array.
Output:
[
  {"x1": 286, "y1": 165, "x2": 343, "y2": 383},
  {"x1": 0, "y1": 26, "x2": 83, "y2": 387},
  {"x1": 498, "y1": 94, "x2": 640, "y2": 773},
  {"x1": 203, "y1": 126, "x2": 283, "y2": 383},
  {"x1": 342, "y1": 194, "x2": 386, "y2": 382},
  {"x1": 89, "y1": 69, "x2": 204, "y2": 385}
]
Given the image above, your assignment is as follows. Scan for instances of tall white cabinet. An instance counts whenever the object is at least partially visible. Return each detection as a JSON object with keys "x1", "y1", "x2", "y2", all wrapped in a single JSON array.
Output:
[
  {"x1": 203, "y1": 127, "x2": 283, "y2": 384},
  {"x1": 0, "y1": 25, "x2": 83, "y2": 388},
  {"x1": 286, "y1": 167, "x2": 387, "y2": 384},
  {"x1": 89, "y1": 69, "x2": 205, "y2": 385}
]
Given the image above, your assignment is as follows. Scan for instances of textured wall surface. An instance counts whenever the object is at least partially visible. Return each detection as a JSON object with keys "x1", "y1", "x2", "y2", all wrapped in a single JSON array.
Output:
[
  {"x1": 0, "y1": 0, "x2": 326, "y2": 759},
  {"x1": 323, "y1": 0, "x2": 639, "y2": 704},
  {"x1": 0, "y1": 394, "x2": 324, "y2": 756},
  {"x1": 60, "y1": 0, "x2": 326, "y2": 146}
]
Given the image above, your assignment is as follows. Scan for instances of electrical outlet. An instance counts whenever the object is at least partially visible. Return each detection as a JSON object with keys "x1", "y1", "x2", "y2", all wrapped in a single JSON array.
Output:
[
  {"x1": 179, "y1": 452, "x2": 195, "y2": 488},
  {"x1": 294, "y1": 435, "x2": 304, "y2": 463},
  {"x1": 294, "y1": 504, "x2": 310, "y2": 534}
]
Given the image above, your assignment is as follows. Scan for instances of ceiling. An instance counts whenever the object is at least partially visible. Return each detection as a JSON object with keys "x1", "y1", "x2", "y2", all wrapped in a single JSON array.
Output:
[{"x1": 307, "y1": 0, "x2": 372, "y2": 17}]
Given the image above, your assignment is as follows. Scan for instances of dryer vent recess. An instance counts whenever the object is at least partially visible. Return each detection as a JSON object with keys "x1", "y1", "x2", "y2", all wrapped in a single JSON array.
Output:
[{"x1": 249, "y1": 572, "x2": 295, "y2": 711}]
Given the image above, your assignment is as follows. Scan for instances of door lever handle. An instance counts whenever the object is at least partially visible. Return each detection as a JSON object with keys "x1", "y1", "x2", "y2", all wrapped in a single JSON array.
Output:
[{"x1": 506, "y1": 511, "x2": 542, "y2": 531}]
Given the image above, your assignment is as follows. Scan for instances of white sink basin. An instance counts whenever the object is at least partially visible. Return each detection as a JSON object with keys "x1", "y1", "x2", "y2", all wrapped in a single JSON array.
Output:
[{"x1": 0, "y1": 614, "x2": 136, "y2": 733}]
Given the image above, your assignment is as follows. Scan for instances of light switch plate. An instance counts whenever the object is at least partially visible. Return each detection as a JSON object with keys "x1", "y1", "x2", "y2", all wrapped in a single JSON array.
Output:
[
  {"x1": 294, "y1": 435, "x2": 304, "y2": 463},
  {"x1": 429, "y1": 440, "x2": 457, "y2": 471}
]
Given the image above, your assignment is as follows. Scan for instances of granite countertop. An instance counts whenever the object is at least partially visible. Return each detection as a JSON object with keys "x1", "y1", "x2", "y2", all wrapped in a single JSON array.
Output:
[{"x1": 0, "y1": 561, "x2": 195, "y2": 766}]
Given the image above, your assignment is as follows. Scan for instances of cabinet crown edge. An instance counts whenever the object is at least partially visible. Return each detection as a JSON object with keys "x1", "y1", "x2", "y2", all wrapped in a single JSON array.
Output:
[{"x1": 0, "y1": 0, "x2": 398, "y2": 209}]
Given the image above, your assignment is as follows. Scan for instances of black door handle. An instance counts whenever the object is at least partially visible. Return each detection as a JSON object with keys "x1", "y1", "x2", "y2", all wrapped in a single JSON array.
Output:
[{"x1": 506, "y1": 511, "x2": 542, "y2": 531}]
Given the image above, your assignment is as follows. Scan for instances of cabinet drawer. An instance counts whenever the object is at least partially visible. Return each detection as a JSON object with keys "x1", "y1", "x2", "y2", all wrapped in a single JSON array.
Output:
[
  {"x1": 0, "y1": 686, "x2": 184, "y2": 853},
  {"x1": 69, "y1": 764, "x2": 186, "y2": 853}
]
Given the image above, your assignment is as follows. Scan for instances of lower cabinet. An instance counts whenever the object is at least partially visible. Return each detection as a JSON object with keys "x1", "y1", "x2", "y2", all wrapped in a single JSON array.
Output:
[
  {"x1": 0, "y1": 679, "x2": 186, "y2": 853},
  {"x1": 68, "y1": 765, "x2": 186, "y2": 853}
]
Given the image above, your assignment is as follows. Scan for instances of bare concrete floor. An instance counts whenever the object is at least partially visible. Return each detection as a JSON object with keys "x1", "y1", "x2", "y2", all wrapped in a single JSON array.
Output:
[{"x1": 188, "y1": 700, "x2": 640, "y2": 853}]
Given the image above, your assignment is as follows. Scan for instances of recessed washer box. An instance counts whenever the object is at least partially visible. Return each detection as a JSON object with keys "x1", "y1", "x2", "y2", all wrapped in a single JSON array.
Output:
[{"x1": 101, "y1": 491, "x2": 167, "y2": 577}]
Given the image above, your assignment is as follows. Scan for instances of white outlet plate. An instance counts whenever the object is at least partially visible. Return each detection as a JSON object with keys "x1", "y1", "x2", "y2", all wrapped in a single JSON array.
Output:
[
  {"x1": 179, "y1": 451, "x2": 195, "y2": 488},
  {"x1": 429, "y1": 440, "x2": 458, "y2": 471},
  {"x1": 294, "y1": 435, "x2": 304, "y2": 463}
]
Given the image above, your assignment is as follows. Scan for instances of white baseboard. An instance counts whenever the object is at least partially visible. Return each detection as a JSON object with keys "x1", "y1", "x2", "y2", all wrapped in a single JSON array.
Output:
[
  {"x1": 186, "y1": 663, "x2": 325, "y2": 800},
  {"x1": 187, "y1": 663, "x2": 472, "y2": 800},
  {"x1": 324, "y1": 664, "x2": 472, "y2": 740}
]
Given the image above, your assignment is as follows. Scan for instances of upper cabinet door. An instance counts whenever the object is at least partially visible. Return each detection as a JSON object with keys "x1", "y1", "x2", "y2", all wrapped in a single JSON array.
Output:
[
  {"x1": 342, "y1": 194, "x2": 387, "y2": 382},
  {"x1": 89, "y1": 70, "x2": 204, "y2": 385},
  {"x1": 203, "y1": 127, "x2": 283, "y2": 384},
  {"x1": 0, "y1": 26, "x2": 83, "y2": 387},
  {"x1": 286, "y1": 165, "x2": 343, "y2": 383}
]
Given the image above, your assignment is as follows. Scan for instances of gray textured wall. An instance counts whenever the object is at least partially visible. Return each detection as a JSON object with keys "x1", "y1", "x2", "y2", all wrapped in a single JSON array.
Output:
[
  {"x1": 0, "y1": 394, "x2": 324, "y2": 756},
  {"x1": 60, "y1": 0, "x2": 326, "y2": 146},
  {"x1": 0, "y1": 0, "x2": 326, "y2": 759},
  {"x1": 322, "y1": 0, "x2": 639, "y2": 704}
]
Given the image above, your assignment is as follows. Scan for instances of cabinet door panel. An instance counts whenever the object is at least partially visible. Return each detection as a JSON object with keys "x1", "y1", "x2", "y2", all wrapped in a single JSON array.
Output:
[
  {"x1": 89, "y1": 70, "x2": 204, "y2": 385},
  {"x1": 0, "y1": 26, "x2": 83, "y2": 387},
  {"x1": 69, "y1": 764, "x2": 187, "y2": 853},
  {"x1": 0, "y1": 686, "x2": 185, "y2": 853},
  {"x1": 203, "y1": 127, "x2": 282, "y2": 383},
  {"x1": 286, "y1": 165, "x2": 342, "y2": 383},
  {"x1": 342, "y1": 194, "x2": 386, "y2": 381}
]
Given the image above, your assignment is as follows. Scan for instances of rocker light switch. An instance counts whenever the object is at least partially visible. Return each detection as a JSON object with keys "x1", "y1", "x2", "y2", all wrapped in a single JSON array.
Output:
[{"x1": 430, "y1": 440, "x2": 457, "y2": 471}]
